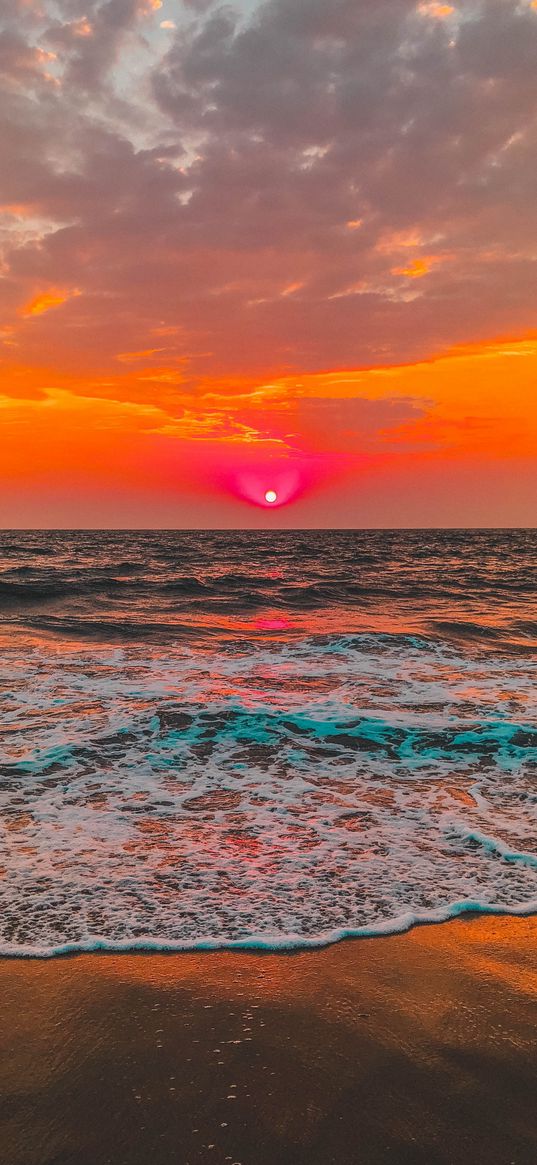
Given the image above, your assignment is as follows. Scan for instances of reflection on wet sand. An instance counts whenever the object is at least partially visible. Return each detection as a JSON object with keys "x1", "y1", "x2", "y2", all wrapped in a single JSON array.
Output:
[{"x1": 1, "y1": 915, "x2": 536, "y2": 1165}]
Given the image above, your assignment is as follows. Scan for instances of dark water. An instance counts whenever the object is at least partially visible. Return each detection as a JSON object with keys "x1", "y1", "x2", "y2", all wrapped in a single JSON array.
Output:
[{"x1": 0, "y1": 530, "x2": 536, "y2": 954}]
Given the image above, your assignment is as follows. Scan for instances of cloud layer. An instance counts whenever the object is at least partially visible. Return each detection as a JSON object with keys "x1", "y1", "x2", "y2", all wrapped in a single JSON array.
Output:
[{"x1": 0, "y1": 0, "x2": 536, "y2": 521}]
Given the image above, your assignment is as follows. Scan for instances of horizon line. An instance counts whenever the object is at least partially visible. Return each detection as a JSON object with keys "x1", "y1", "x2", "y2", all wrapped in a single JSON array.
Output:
[{"x1": 1, "y1": 526, "x2": 535, "y2": 535}]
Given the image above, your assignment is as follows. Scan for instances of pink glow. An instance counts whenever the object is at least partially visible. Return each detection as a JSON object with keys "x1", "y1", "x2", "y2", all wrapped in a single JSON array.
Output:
[
  {"x1": 211, "y1": 453, "x2": 340, "y2": 510},
  {"x1": 255, "y1": 616, "x2": 293, "y2": 631},
  {"x1": 235, "y1": 466, "x2": 302, "y2": 507},
  {"x1": 142, "y1": 436, "x2": 355, "y2": 519}
]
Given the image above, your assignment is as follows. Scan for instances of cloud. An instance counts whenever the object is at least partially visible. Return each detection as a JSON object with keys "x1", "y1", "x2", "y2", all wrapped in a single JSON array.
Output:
[
  {"x1": 417, "y1": 2, "x2": 455, "y2": 20},
  {"x1": 20, "y1": 286, "x2": 80, "y2": 316},
  {"x1": 0, "y1": 0, "x2": 535, "y2": 419},
  {"x1": 289, "y1": 394, "x2": 432, "y2": 453}
]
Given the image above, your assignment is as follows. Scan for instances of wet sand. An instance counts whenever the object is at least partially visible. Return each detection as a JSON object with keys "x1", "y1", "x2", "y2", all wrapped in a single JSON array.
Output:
[{"x1": 0, "y1": 916, "x2": 536, "y2": 1165}]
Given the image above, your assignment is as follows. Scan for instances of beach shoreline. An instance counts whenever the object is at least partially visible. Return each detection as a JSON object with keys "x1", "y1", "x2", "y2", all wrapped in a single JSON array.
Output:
[
  {"x1": 1, "y1": 900, "x2": 537, "y2": 960},
  {"x1": 1, "y1": 914, "x2": 536, "y2": 1165}
]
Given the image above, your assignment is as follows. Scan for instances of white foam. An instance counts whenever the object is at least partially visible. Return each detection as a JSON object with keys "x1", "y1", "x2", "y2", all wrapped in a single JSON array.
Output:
[
  {"x1": 2, "y1": 899, "x2": 537, "y2": 959},
  {"x1": 1, "y1": 631, "x2": 537, "y2": 956}
]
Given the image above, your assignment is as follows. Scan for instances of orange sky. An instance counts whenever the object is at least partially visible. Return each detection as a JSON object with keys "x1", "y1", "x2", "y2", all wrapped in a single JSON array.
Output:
[{"x1": 1, "y1": 0, "x2": 536, "y2": 526}]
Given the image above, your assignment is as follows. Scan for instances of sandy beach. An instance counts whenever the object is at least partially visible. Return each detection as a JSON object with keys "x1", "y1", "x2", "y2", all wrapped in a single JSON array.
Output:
[{"x1": 0, "y1": 914, "x2": 535, "y2": 1165}]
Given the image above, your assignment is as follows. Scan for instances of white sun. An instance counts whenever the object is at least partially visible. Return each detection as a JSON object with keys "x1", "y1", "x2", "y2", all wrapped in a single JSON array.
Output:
[{"x1": 265, "y1": 489, "x2": 278, "y2": 504}]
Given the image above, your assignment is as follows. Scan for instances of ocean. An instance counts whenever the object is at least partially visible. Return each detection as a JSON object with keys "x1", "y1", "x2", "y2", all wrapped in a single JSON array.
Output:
[{"x1": 0, "y1": 529, "x2": 536, "y2": 956}]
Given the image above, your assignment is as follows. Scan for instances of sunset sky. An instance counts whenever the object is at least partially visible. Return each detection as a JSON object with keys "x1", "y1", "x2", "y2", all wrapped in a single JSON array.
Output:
[{"x1": 1, "y1": 0, "x2": 536, "y2": 527}]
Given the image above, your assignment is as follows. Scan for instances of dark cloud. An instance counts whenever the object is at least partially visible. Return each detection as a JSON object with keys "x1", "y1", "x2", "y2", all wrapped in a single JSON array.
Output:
[{"x1": 0, "y1": 0, "x2": 535, "y2": 389}]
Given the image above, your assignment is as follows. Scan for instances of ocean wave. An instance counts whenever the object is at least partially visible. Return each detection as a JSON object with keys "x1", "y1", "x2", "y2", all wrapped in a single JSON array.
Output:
[
  {"x1": 19, "y1": 615, "x2": 199, "y2": 641},
  {"x1": 3, "y1": 705, "x2": 537, "y2": 778},
  {"x1": 0, "y1": 525, "x2": 535, "y2": 636},
  {"x1": 2, "y1": 611, "x2": 533, "y2": 655},
  {"x1": 0, "y1": 576, "x2": 147, "y2": 604},
  {"x1": 1, "y1": 529, "x2": 536, "y2": 961},
  {"x1": 2, "y1": 899, "x2": 536, "y2": 959}
]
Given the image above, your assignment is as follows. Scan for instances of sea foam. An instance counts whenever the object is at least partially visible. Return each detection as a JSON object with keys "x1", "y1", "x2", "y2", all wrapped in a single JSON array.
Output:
[{"x1": 1, "y1": 530, "x2": 536, "y2": 957}]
